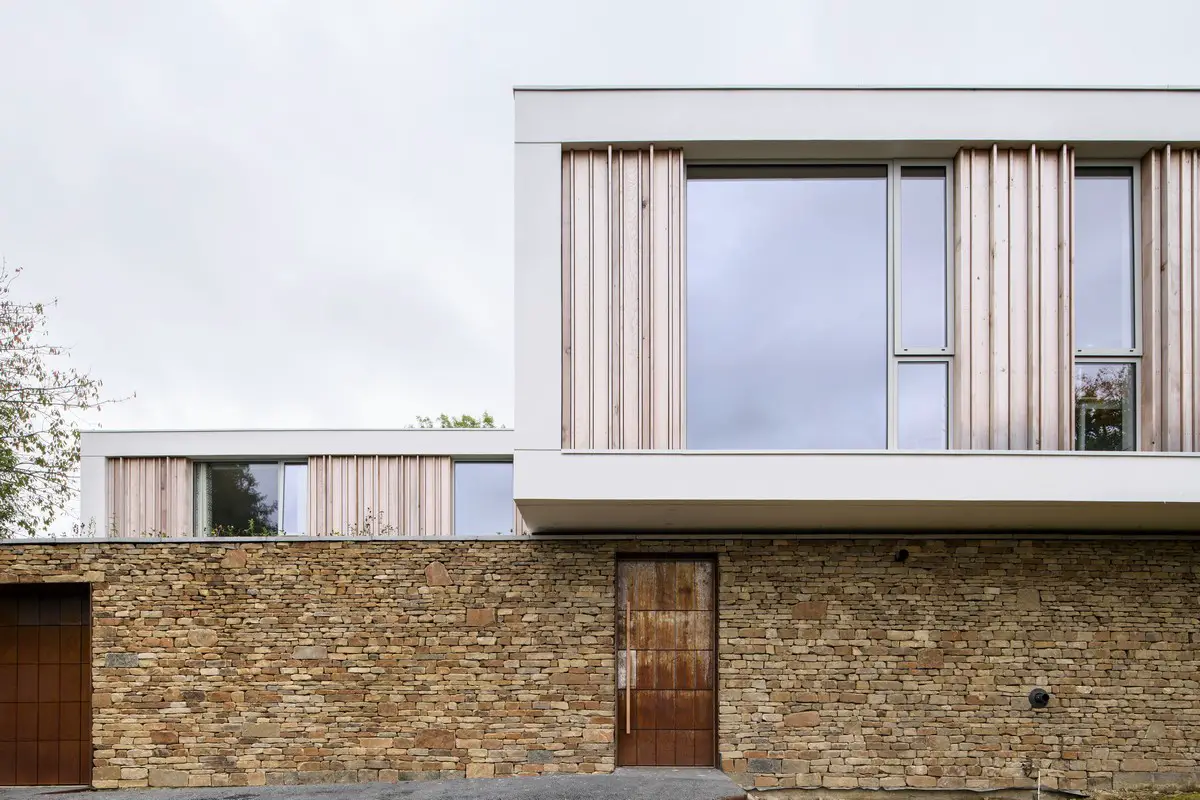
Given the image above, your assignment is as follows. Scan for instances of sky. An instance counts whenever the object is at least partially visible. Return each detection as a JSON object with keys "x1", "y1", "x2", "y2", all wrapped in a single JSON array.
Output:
[{"x1": 2, "y1": 0, "x2": 1200, "y2": 435}]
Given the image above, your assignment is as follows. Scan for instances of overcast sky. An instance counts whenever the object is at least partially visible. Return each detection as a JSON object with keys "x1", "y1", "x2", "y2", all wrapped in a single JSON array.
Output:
[{"x1": 2, "y1": 0, "x2": 1199, "y2": 433}]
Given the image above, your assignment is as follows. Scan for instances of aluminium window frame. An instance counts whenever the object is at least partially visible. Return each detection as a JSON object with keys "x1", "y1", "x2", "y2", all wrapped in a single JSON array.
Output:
[
  {"x1": 888, "y1": 159, "x2": 956, "y2": 449},
  {"x1": 685, "y1": 158, "x2": 956, "y2": 451},
  {"x1": 1072, "y1": 160, "x2": 1142, "y2": 451},
  {"x1": 193, "y1": 459, "x2": 308, "y2": 536}
]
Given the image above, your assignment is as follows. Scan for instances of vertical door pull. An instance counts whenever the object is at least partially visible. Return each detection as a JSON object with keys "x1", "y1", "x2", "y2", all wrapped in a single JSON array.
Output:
[{"x1": 625, "y1": 596, "x2": 632, "y2": 735}]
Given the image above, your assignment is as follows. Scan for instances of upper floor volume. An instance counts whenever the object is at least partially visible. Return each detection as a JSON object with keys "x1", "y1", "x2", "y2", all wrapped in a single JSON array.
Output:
[{"x1": 511, "y1": 86, "x2": 1200, "y2": 532}]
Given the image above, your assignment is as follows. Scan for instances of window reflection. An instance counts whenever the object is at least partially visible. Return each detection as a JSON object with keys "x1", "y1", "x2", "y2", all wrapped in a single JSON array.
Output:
[
  {"x1": 283, "y1": 463, "x2": 308, "y2": 535},
  {"x1": 454, "y1": 462, "x2": 514, "y2": 535},
  {"x1": 206, "y1": 463, "x2": 279, "y2": 536},
  {"x1": 687, "y1": 167, "x2": 888, "y2": 449},
  {"x1": 900, "y1": 167, "x2": 947, "y2": 350},
  {"x1": 1074, "y1": 363, "x2": 1135, "y2": 451},
  {"x1": 1075, "y1": 169, "x2": 1135, "y2": 351},
  {"x1": 897, "y1": 362, "x2": 948, "y2": 449}
]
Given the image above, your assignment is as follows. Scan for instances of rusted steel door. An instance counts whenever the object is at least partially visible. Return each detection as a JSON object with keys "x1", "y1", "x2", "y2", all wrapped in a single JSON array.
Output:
[
  {"x1": 616, "y1": 559, "x2": 715, "y2": 766},
  {"x1": 0, "y1": 584, "x2": 91, "y2": 786}
]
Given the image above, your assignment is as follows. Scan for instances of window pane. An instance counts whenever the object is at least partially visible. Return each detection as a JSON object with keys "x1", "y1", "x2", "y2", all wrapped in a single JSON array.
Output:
[
  {"x1": 897, "y1": 361, "x2": 948, "y2": 449},
  {"x1": 1074, "y1": 363, "x2": 1135, "y2": 451},
  {"x1": 206, "y1": 463, "x2": 279, "y2": 535},
  {"x1": 282, "y1": 464, "x2": 307, "y2": 535},
  {"x1": 687, "y1": 170, "x2": 888, "y2": 449},
  {"x1": 1075, "y1": 169, "x2": 1134, "y2": 351},
  {"x1": 900, "y1": 167, "x2": 947, "y2": 350},
  {"x1": 454, "y1": 462, "x2": 513, "y2": 535}
]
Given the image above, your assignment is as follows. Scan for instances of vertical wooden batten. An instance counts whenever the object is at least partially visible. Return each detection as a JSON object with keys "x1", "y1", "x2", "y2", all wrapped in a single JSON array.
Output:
[
  {"x1": 954, "y1": 146, "x2": 1075, "y2": 450},
  {"x1": 307, "y1": 455, "x2": 453, "y2": 537},
  {"x1": 562, "y1": 148, "x2": 685, "y2": 450},
  {"x1": 1141, "y1": 147, "x2": 1200, "y2": 451},
  {"x1": 106, "y1": 457, "x2": 193, "y2": 537}
]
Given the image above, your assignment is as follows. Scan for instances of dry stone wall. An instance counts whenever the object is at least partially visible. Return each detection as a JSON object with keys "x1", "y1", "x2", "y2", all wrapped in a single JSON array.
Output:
[{"x1": 0, "y1": 537, "x2": 1197, "y2": 792}]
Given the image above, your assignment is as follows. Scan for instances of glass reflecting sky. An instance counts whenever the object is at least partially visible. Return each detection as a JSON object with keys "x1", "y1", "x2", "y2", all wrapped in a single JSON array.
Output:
[
  {"x1": 897, "y1": 361, "x2": 948, "y2": 449},
  {"x1": 687, "y1": 173, "x2": 888, "y2": 449},
  {"x1": 900, "y1": 168, "x2": 947, "y2": 350},
  {"x1": 454, "y1": 462, "x2": 513, "y2": 535},
  {"x1": 1075, "y1": 171, "x2": 1134, "y2": 351},
  {"x1": 282, "y1": 463, "x2": 307, "y2": 535}
]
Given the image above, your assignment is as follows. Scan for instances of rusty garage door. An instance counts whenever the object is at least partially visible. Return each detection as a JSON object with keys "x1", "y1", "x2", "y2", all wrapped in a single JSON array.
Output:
[
  {"x1": 616, "y1": 558, "x2": 716, "y2": 766},
  {"x1": 0, "y1": 584, "x2": 91, "y2": 786}
]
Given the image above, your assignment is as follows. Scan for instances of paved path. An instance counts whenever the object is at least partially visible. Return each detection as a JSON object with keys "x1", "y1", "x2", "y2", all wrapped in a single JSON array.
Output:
[{"x1": 0, "y1": 769, "x2": 747, "y2": 800}]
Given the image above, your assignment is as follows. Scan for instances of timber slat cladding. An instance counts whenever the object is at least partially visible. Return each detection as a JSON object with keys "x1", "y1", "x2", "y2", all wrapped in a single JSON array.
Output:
[
  {"x1": 561, "y1": 148, "x2": 685, "y2": 450},
  {"x1": 0, "y1": 584, "x2": 91, "y2": 786},
  {"x1": 616, "y1": 559, "x2": 715, "y2": 767},
  {"x1": 307, "y1": 455, "x2": 452, "y2": 536},
  {"x1": 954, "y1": 146, "x2": 1075, "y2": 450},
  {"x1": 1140, "y1": 147, "x2": 1200, "y2": 452},
  {"x1": 106, "y1": 457, "x2": 193, "y2": 537}
]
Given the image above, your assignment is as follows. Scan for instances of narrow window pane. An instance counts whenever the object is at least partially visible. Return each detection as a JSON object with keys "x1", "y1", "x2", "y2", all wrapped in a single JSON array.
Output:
[
  {"x1": 282, "y1": 464, "x2": 307, "y2": 535},
  {"x1": 206, "y1": 463, "x2": 279, "y2": 536},
  {"x1": 454, "y1": 462, "x2": 513, "y2": 535},
  {"x1": 1074, "y1": 363, "x2": 1135, "y2": 451},
  {"x1": 897, "y1": 362, "x2": 948, "y2": 449},
  {"x1": 900, "y1": 167, "x2": 947, "y2": 350},
  {"x1": 687, "y1": 169, "x2": 888, "y2": 449},
  {"x1": 1075, "y1": 169, "x2": 1134, "y2": 351}
]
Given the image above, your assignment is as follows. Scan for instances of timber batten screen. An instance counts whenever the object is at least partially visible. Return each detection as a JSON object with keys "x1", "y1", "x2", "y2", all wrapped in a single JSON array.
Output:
[
  {"x1": 954, "y1": 146, "x2": 1075, "y2": 450},
  {"x1": 561, "y1": 148, "x2": 685, "y2": 449},
  {"x1": 105, "y1": 457, "x2": 193, "y2": 537},
  {"x1": 1140, "y1": 147, "x2": 1200, "y2": 452},
  {"x1": 307, "y1": 455, "x2": 452, "y2": 537}
]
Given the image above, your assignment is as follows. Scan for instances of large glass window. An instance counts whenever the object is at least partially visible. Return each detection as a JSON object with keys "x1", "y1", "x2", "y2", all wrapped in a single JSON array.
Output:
[
  {"x1": 453, "y1": 461, "x2": 514, "y2": 535},
  {"x1": 1074, "y1": 165, "x2": 1138, "y2": 451},
  {"x1": 686, "y1": 163, "x2": 951, "y2": 450},
  {"x1": 194, "y1": 462, "x2": 307, "y2": 536}
]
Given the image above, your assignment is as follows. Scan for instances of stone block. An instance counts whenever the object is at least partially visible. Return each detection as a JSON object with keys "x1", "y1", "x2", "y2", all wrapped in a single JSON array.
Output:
[
  {"x1": 415, "y1": 729, "x2": 455, "y2": 750},
  {"x1": 425, "y1": 561, "x2": 453, "y2": 586},
  {"x1": 293, "y1": 645, "x2": 328, "y2": 660},
  {"x1": 188, "y1": 629, "x2": 219, "y2": 647},
  {"x1": 220, "y1": 549, "x2": 248, "y2": 569},
  {"x1": 466, "y1": 608, "x2": 496, "y2": 626},
  {"x1": 528, "y1": 750, "x2": 554, "y2": 764},
  {"x1": 917, "y1": 648, "x2": 945, "y2": 668},
  {"x1": 1016, "y1": 587, "x2": 1041, "y2": 610},
  {"x1": 105, "y1": 652, "x2": 139, "y2": 668},
  {"x1": 784, "y1": 711, "x2": 820, "y2": 727},
  {"x1": 242, "y1": 722, "x2": 281, "y2": 739},
  {"x1": 466, "y1": 763, "x2": 495, "y2": 778},
  {"x1": 148, "y1": 769, "x2": 189, "y2": 787},
  {"x1": 748, "y1": 758, "x2": 782, "y2": 774},
  {"x1": 791, "y1": 601, "x2": 828, "y2": 620}
]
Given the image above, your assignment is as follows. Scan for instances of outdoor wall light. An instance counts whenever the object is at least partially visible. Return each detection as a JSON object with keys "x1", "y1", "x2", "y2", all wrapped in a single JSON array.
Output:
[{"x1": 1028, "y1": 687, "x2": 1051, "y2": 709}]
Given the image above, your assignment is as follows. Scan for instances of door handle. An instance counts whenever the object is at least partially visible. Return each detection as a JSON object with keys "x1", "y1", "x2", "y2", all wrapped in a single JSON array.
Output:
[{"x1": 625, "y1": 597, "x2": 632, "y2": 735}]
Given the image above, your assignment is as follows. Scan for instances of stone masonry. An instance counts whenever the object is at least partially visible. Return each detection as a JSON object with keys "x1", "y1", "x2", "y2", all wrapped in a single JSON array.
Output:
[{"x1": 0, "y1": 537, "x2": 1197, "y2": 791}]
